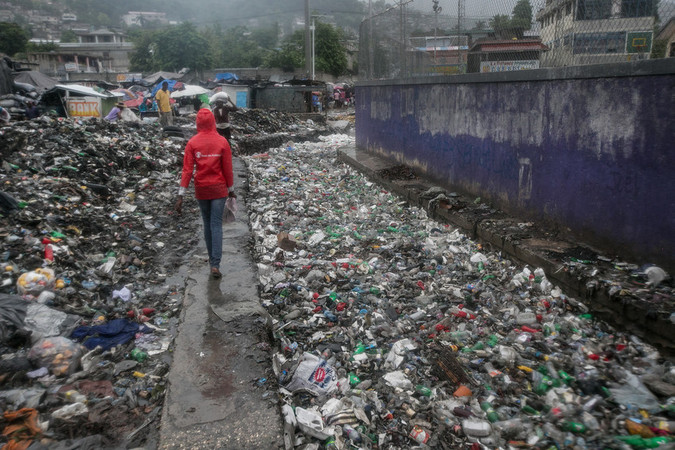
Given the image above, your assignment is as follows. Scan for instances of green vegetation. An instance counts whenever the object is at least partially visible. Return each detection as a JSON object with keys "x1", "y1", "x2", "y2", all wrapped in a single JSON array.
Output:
[
  {"x1": 130, "y1": 20, "x2": 351, "y2": 76},
  {"x1": 0, "y1": 22, "x2": 29, "y2": 56},
  {"x1": 490, "y1": 0, "x2": 533, "y2": 39}
]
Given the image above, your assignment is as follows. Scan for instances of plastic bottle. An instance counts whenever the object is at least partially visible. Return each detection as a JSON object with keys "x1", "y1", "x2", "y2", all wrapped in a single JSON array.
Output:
[
  {"x1": 131, "y1": 348, "x2": 148, "y2": 362},
  {"x1": 415, "y1": 385, "x2": 432, "y2": 397},
  {"x1": 614, "y1": 435, "x2": 675, "y2": 448},
  {"x1": 480, "y1": 401, "x2": 500, "y2": 423},
  {"x1": 561, "y1": 421, "x2": 587, "y2": 433},
  {"x1": 462, "y1": 419, "x2": 492, "y2": 437},
  {"x1": 517, "y1": 312, "x2": 537, "y2": 325}
]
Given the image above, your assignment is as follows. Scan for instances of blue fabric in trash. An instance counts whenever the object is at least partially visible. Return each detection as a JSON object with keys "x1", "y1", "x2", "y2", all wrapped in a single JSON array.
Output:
[{"x1": 71, "y1": 318, "x2": 151, "y2": 351}]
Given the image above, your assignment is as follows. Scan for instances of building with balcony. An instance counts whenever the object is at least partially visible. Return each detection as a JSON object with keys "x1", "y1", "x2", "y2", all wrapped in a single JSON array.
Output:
[
  {"x1": 536, "y1": 0, "x2": 657, "y2": 67},
  {"x1": 26, "y1": 29, "x2": 133, "y2": 77}
]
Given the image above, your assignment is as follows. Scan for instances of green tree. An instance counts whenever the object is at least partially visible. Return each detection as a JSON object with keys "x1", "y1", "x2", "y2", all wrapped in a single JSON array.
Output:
[
  {"x1": 511, "y1": 0, "x2": 533, "y2": 38},
  {"x1": 474, "y1": 20, "x2": 487, "y2": 30},
  {"x1": 251, "y1": 23, "x2": 279, "y2": 50},
  {"x1": 212, "y1": 26, "x2": 270, "y2": 68},
  {"x1": 264, "y1": 31, "x2": 304, "y2": 72},
  {"x1": 26, "y1": 41, "x2": 59, "y2": 52},
  {"x1": 0, "y1": 22, "x2": 29, "y2": 56},
  {"x1": 154, "y1": 23, "x2": 212, "y2": 73},
  {"x1": 129, "y1": 23, "x2": 212, "y2": 73},
  {"x1": 60, "y1": 29, "x2": 78, "y2": 43},
  {"x1": 128, "y1": 29, "x2": 158, "y2": 72},
  {"x1": 489, "y1": 14, "x2": 512, "y2": 39},
  {"x1": 314, "y1": 21, "x2": 348, "y2": 77}
]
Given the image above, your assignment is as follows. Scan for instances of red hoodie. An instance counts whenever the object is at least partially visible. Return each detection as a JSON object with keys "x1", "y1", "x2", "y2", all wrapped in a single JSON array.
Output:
[{"x1": 180, "y1": 108, "x2": 234, "y2": 200}]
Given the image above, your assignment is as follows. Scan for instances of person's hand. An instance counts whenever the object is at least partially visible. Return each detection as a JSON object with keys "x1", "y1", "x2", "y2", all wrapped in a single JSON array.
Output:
[
  {"x1": 174, "y1": 196, "x2": 183, "y2": 215},
  {"x1": 228, "y1": 191, "x2": 237, "y2": 199}
]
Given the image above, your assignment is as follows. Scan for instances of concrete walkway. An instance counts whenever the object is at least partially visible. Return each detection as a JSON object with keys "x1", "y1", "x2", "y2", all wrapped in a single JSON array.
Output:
[{"x1": 158, "y1": 158, "x2": 282, "y2": 449}]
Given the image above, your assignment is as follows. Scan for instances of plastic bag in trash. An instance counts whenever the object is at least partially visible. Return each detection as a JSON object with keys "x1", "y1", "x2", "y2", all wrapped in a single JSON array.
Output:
[
  {"x1": 28, "y1": 336, "x2": 85, "y2": 377},
  {"x1": 0, "y1": 293, "x2": 27, "y2": 344},
  {"x1": 17, "y1": 268, "x2": 55, "y2": 295},
  {"x1": 224, "y1": 197, "x2": 238, "y2": 223},
  {"x1": 284, "y1": 353, "x2": 338, "y2": 396},
  {"x1": 383, "y1": 370, "x2": 413, "y2": 390},
  {"x1": 51, "y1": 402, "x2": 89, "y2": 420},
  {"x1": 610, "y1": 370, "x2": 661, "y2": 413},
  {"x1": 112, "y1": 286, "x2": 132, "y2": 302},
  {"x1": 24, "y1": 303, "x2": 82, "y2": 344}
]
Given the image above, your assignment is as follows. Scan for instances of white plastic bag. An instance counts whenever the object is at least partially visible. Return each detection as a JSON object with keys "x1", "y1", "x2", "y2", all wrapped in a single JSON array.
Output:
[
  {"x1": 224, "y1": 197, "x2": 238, "y2": 223},
  {"x1": 284, "y1": 353, "x2": 338, "y2": 396}
]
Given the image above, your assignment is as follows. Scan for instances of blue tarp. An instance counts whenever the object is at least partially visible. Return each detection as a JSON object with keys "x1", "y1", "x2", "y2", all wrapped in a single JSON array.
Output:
[
  {"x1": 150, "y1": 79, "x2": 180, "y2": 97},
  {"x1": 71, "y1": 318, "x2": 152, "y2": 351},
  {"x1": 214, "y1": 73, "x2": 239, "y2": 82}
]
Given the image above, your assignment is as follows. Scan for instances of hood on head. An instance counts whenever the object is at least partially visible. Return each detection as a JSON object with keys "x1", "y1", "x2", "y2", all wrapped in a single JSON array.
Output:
[{"x1": 196, "y1": 108, "x2": 216, "y2": 132}]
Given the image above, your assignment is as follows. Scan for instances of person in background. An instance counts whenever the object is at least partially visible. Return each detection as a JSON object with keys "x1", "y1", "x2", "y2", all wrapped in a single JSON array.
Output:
[
  {"x1": 25, "y1": 102, "x2": 39, "y2": 120},
  {"x1": 0, "y1": 106, "x2": 10, "y2": 124},
  {"x1": 104, "y1": 102, "x2": 125, "y2": 122},
  {"x1": 312, "y1": 93, "x2": 322, "y2": 113},
  {"x1": 174, "y1": 108, "x2": 235, "y2": 279},
  {"x1": 211, "y1": 95, "x2": 237, "y2": 141},
  {"x1": 155, "y1": 81, "x2": 173, "y2": 127},
  {"x1": 192, "y1": 95, "x2": 202, "y2": 112}
]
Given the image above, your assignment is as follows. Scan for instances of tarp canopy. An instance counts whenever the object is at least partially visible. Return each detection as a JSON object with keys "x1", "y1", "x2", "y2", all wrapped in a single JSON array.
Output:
[
  {"x1": 214, "y1": 72, "x2": 239, "y2": 82},
  {"x1": 143, "y1": 71, "x2": 183, "y2": 85},
  {"x1": 48, "y1": 84, "x2": 116, "y2": 98},
  {"x1": 171, "y1": 84, "x2": 209, "y2": 99},
  {"x1": 150, "y1": 80, "x2": 183, "y2": 97},
  {"x1": 112, "y1": 88, "x2": 143, "y2": 108},
  {"x1": 13, "y1": 71, "x2": 57, "y2": 93}
]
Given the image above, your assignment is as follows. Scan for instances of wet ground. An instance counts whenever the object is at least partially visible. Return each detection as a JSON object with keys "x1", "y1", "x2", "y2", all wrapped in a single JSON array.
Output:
[{"x1": 158, "y1": 159, "x2": 282, "y2": 449}]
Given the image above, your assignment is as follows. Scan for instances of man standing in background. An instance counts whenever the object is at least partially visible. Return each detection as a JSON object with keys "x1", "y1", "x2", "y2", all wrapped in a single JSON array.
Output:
[{"x1": 155, "y1": 81, "x2": 173, "y2": 127}]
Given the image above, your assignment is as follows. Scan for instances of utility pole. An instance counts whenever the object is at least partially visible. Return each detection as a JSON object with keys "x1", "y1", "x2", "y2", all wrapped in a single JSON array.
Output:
[
  {"x1": 458, "y1": 0, "x2": 465, "y2": 72},
  {"x1": 400, "y1": 0, "x2": 406, "y2": 78},
  {"x1": 433, "y1": 0, "x2": 442, "y2": 64},
  {"x1": 305, "y1": 0, "x2": 311, "y2": 77},
  {"x1": 368, "y1": 0, "x2": 374, "y2": 79}
]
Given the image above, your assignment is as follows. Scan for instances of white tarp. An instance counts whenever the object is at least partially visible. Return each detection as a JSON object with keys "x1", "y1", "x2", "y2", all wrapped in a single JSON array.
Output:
[
  {"x1": 171, "y1": 84, "x2": 209, "y2": 99},
  {"x1": 54, "y1": 84, "x2": 115, "y2": 98}
]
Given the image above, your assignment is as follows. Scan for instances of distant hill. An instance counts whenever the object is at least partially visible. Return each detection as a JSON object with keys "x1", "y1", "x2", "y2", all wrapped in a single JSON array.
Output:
[{"x1": 6, "y1": 0, "x2": 370, "y2": 33}]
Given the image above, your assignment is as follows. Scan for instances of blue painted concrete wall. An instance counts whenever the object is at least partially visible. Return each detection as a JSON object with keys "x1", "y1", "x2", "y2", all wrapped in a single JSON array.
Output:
[{"x1": 355, "y1": 60, "x2": 675, "y2": 267}]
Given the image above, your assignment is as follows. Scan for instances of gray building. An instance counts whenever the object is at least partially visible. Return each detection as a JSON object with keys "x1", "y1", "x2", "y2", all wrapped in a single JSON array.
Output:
[
  {"x1": 536, "y1": 0, "x2": 657, "y2": 67},
  {"x1": 27, "y1": 29, "x2": 133, "y2": 77}
]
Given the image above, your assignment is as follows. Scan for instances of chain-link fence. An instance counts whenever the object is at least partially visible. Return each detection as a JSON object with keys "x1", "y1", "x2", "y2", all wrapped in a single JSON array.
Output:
[{"x1": 358, "y1": 0, "x2": 675, "y2": 80}]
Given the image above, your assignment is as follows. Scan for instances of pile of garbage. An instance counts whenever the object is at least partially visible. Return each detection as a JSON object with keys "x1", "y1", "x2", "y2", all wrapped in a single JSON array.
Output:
[
  {"x1": 244, "y1": 136, "x2": 675, "y2": 449},
  {"x1": 0, "y1": 117, "x2": 195, "y2": 447}
]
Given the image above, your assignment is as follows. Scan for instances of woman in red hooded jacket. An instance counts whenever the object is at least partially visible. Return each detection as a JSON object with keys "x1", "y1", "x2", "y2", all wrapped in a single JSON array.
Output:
[{"x1": 174, "y1": 108, "x2": 235, "y2": 278}]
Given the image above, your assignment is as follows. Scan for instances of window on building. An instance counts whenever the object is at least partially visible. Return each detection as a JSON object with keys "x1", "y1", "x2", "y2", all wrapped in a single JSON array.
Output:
[
  {"x1": 576, "y1": 0, "x2": 612, "y2": 20},
  {"x1": 621, "y1": 0, "x2": 656, "y2": 17},
  {"x1": 563, "y1": 34, "x2": 572, "y2": 46},
  {"x1": 566, "y1": 2, "x2": 572, "y2": 15},
  {"x1": 573, "y1": 32, "x2": 626, "y2": 54}
]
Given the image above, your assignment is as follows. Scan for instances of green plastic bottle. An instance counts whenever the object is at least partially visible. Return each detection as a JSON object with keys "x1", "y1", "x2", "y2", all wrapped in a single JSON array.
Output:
[
  {"x1": 461, "y1": 341, "x2": 485, "y2": 353},
  {"x1": 480, "y1": 401, "x2": 499, "y2": 423},
  {"x1": 487, "y1": 334, "x2": 499, "y2": 347},
  {"x1": 415, "y1": 385, "x2": 432, "y2": 397},
  {"x1": 614, "y1": 435, "x2": 675, "y2": 449},
  {"x1": 522, "y1": 405, "x2": 538, "y2": 415},
  {"x1": 558, "y1": 370, "x2": 575, "y2": 385},
  {"x1": 561, "y1": 421, "x2": 587, "y2": 433},
  {"x1": 534, "y1": 376, "x2": 554, "y2": 395}
]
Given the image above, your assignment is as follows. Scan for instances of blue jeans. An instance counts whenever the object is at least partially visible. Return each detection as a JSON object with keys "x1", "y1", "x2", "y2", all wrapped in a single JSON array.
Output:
[{"x1": 197, "y1": 197, "x2": 226, "y2": 269}]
